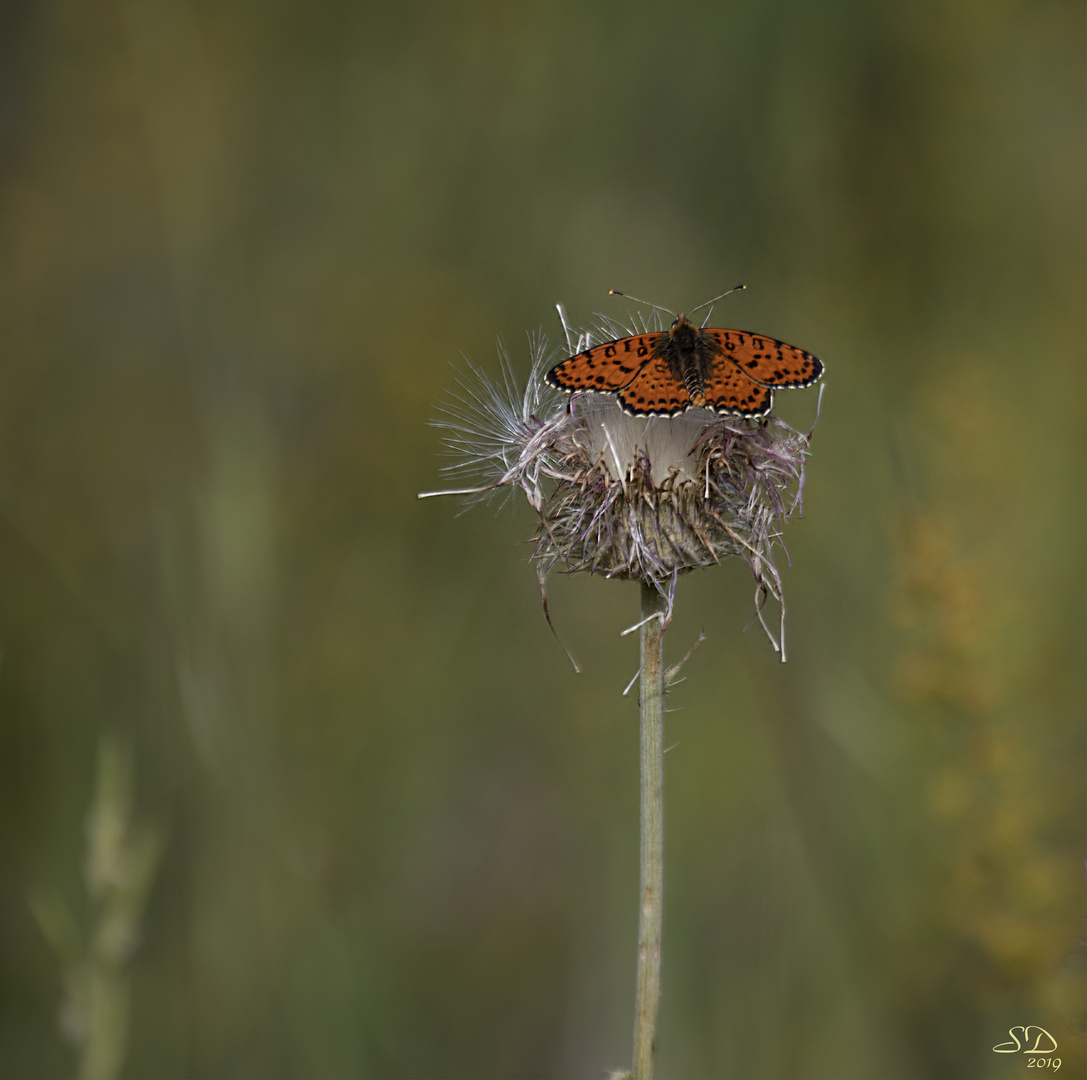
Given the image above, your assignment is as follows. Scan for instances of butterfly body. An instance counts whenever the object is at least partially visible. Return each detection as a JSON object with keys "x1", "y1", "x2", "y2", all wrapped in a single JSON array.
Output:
[
  {"x1": 547, "y1": 311, "x2": 823, "y2": 419},
  {"x1": 652, "y1": 314, "x2": 718, "y2": 408}
]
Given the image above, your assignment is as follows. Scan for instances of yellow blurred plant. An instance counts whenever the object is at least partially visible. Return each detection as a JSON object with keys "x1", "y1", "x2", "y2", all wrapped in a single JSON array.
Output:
[{"x1": 29, "y1": 737, "x2": 164, "y2": 1080}]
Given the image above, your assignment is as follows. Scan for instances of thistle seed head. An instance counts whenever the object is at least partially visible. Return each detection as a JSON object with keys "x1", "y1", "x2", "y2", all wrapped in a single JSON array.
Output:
[{"x1": 421, "y1": 316, "x2": 818, "y2": 656}]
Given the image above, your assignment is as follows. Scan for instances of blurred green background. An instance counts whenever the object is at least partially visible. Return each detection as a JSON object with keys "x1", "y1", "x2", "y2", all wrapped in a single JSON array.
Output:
[{"x1": 0, "y1": 2, "x2": 1083, "y2": 1077}]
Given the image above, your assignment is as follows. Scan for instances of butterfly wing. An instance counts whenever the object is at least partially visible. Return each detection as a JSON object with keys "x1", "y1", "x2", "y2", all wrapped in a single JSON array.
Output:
[
  {"x1": 700, "y1": 362, "x2": 774, "y2": 417},
  {"x1": 546, "y1": 332, "x2": 665, "y2": 394},
  {"x1": 616, "y1": 356, "x2": 690, "y2": 416},
  {"x1": 705, "y1": 329, "x2": 823, "y2": 388}
]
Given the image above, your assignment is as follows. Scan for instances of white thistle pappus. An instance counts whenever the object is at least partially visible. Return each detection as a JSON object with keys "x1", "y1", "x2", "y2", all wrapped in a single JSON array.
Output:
[{"x1": 419, "y1": 307, "x2": 820, "y2": 661}]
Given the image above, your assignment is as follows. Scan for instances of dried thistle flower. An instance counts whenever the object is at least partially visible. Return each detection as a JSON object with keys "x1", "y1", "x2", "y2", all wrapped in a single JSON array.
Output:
[{"x1": 420, "y1": 306, "x2": 818, "y2": 660}]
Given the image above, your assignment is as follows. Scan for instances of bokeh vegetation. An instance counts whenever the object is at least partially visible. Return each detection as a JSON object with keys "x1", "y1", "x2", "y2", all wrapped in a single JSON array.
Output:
[{"x1": 0, "y1": 3, "x2": 1082, "y2": 1077}]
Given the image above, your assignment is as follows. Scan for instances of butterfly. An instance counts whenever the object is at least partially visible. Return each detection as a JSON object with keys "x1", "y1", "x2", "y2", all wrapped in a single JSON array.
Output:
[{"x1": 546, "y1": 287, "x2": 824, "y2": 418}]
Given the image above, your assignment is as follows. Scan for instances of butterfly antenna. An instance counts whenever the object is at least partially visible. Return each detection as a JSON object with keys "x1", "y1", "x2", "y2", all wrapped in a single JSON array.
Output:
[
  {"x1": 688, "y1": 284, "x2": 747, "y2": 319},
  {"x1": 608, "y1": 290, "x2": 676, "y2": 318}
]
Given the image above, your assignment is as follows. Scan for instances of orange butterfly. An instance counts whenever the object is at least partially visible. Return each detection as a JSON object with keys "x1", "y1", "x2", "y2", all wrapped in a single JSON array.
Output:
[{"x1": 546, "y1": 287, "x2": 823, "y2": 418}]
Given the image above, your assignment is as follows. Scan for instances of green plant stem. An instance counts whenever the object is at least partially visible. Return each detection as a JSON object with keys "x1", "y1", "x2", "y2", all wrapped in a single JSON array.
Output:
[{"x1": 633, "y1": 581, "x2": 666, "y2": 1079}]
